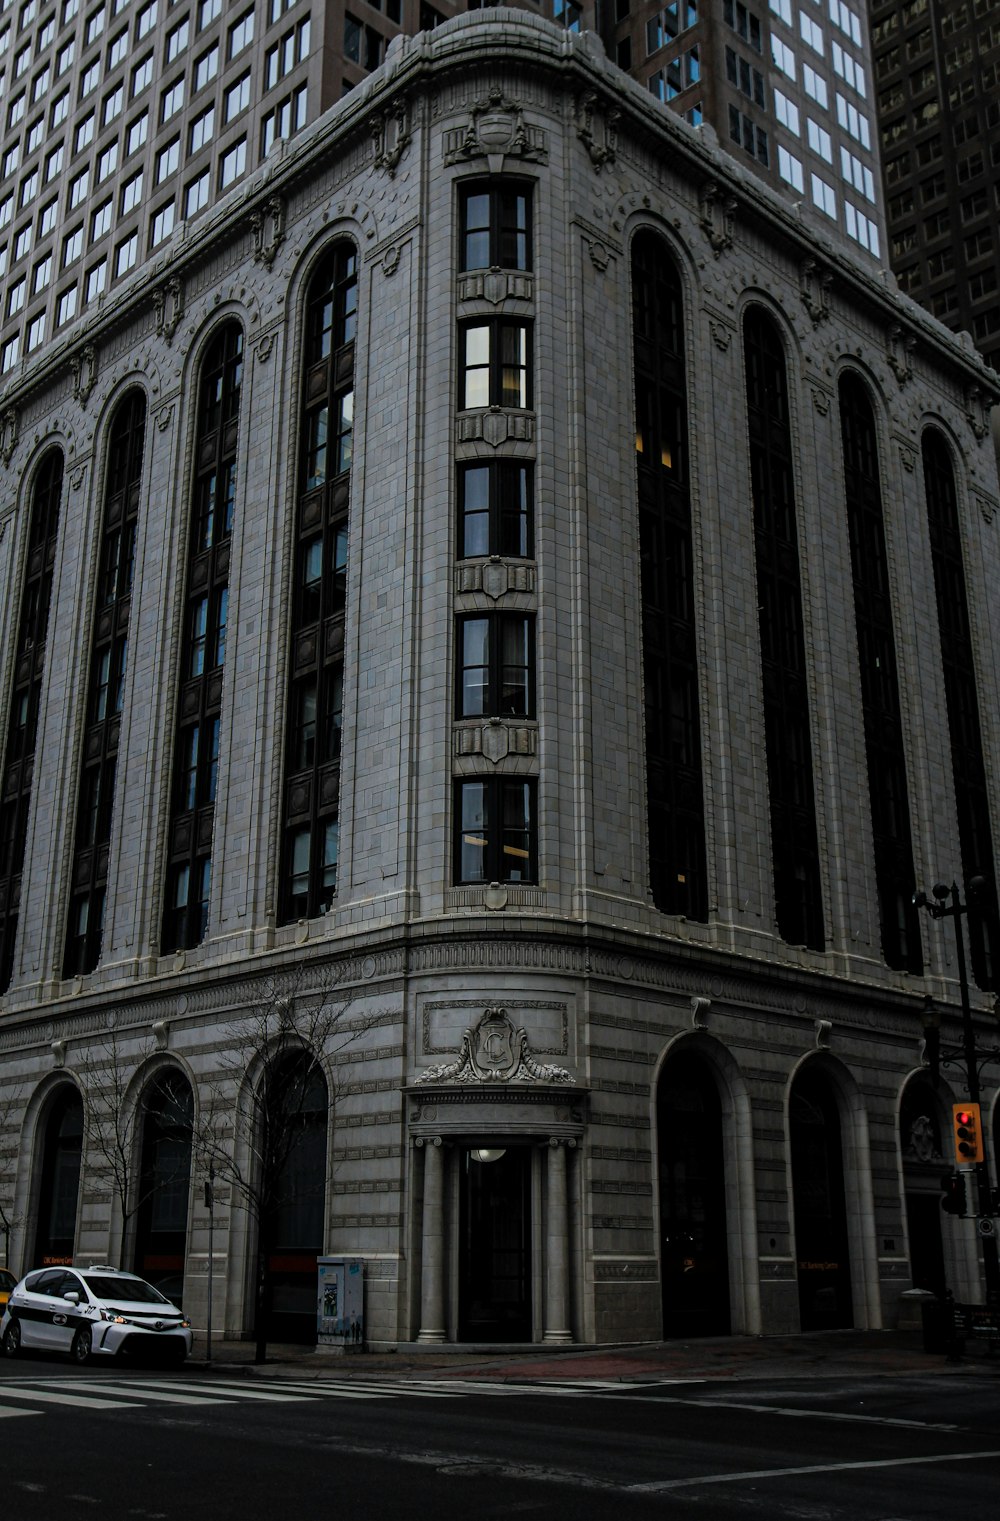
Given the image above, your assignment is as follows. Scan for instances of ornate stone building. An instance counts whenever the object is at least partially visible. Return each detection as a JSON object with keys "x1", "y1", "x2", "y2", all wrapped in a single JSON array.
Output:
[{"x1": 1, "y1": 14, "x2": 999, "y2": 1348}]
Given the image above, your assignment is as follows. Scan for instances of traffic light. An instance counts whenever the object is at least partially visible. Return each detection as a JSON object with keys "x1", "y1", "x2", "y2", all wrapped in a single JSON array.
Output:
[
  {"x1": 953, "y1": 1103, "x2": 984, "y2": 1164},
  {"x1": 941, "y1": 1173, "x2": 967, "y2": 1216}
]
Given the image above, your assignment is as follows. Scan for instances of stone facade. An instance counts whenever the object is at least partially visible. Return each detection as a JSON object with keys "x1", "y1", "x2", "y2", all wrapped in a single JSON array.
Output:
[{"x1": 1, "y1": 15, "x2": 999, "y2": 1348}]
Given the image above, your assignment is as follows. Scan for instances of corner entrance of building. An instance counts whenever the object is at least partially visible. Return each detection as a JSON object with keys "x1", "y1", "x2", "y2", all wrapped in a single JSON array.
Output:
[
  {"x1": 657, "y1": 1051, "x2": 731, "y2": 1338},
  {"x1": 458, "y1": 1146, "x2": 531, "y2": 1342}
]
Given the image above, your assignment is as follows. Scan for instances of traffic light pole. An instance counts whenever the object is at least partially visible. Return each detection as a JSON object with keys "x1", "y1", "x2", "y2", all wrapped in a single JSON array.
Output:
[{"x1": 915, "y1": 880, "x2": 1000, "y2": 1306}]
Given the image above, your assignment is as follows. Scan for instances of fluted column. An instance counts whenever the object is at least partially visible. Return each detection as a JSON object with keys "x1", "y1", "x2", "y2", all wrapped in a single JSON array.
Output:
[
  {"x1": 416, "y1": 1136, "x2": 446, "y2": 1343},
  {"x1": 543, "y1": 1137, "x2": 574, "y2": 1344}
]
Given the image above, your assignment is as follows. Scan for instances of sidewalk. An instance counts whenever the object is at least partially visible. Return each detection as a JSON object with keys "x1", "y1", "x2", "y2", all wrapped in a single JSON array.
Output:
[{"x1": 188, "y1": 1327, "x2": 997, "y2": 1383}]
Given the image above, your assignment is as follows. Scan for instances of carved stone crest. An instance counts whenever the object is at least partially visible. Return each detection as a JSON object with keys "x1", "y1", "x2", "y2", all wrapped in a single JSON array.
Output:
[
  {"x1": 0, "y1": 407, "x2": 18, "y2": 466},
  {"x1": 966, "y1": 383, "x2": 993, "y2": 442},
  {"x1": 154, "y1": 277, "x2": 184, "y2": 344},
  {"x1": 417, "y1": 1006, "x2": 574, "y2": 1085},
  {"x1": 700, "y1": 181, "x2": 736, "y2": 256},
  {"x1": 446, "y1": 87, "x2": 546, "y2": 169},
  {"x1": 800, "y1": 258, "x2": 832, "y2": 324},
  {"x1": 886, "y1": 322, "x2": 915, "y2": 385},
  {"x1": 576, "y1": 91, "x2": 618, "y2": 172},
  {"x1": 72, "y1": 346, "x2": 97, "y2": 408},
  {"x1": 251, "y1": 196, "x2": 286, "y2": 267},
  {"x1": 371, "y1": 98, "x2": 411, "y2": 177}
]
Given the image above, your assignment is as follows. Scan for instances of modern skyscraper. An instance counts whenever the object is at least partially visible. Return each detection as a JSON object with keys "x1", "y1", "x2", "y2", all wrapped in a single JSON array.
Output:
[
  {"x1": 869, "y1": 0, "x2": 1000, "y2": 371},
  {"x1": 0, "y1": 1, "x2": 891, "y2": 380}
]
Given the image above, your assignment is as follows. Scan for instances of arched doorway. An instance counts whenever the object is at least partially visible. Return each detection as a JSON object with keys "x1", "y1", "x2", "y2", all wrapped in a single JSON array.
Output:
[
  {"x1": 657, "y1": 1049, "x2": 731, "y2": 1337},
  {"x1": 33, "y1": 1087, "x2": 84, "y2": 1267},
  {"x1": 259, "y1": 1052, "x2": 328, "y2": 1344},
  {"x1": 132, "y1": 1070, "x2": 193, "y2": 1304},
  {"x1": 790, "y1": 1067, "x2": 853, "y2": 1330},
  {"x1": 899, "y1": 1079, "x2": 947, "y2": 1298}
]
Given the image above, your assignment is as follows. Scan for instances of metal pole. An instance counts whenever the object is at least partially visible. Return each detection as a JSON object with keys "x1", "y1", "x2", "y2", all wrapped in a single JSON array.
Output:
[
  {"x1": 205, "y1": 1165, "x2": 214, "y2": 1364},
  {"x1": 950, "y1": 883, "x2": 1000, "y2": 1305}
]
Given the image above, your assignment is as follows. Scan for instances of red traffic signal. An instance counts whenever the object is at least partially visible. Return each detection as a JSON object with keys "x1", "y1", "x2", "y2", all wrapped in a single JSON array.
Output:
[
  {"x1": 941, "y1": 1173, "x2": 967, "y2": 1216},
  {"x1": 952, "y1": 1103, "x2": 984, "y2": 1165}
]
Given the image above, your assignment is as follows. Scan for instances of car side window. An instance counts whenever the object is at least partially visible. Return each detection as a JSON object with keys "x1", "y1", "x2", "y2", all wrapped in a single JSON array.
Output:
[{"x1": 31, "y1": 1270, "x2": 67, "y2": 1296}]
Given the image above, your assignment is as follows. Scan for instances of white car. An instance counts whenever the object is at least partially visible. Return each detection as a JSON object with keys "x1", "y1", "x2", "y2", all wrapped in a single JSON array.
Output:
[{"x1": 1, "y1": 1266, "x2": 192, "y2": 1365}]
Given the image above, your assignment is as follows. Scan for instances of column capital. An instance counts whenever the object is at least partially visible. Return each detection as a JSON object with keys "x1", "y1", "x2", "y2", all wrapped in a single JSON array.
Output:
[
  {"x1": 415, "y1": 1135, "x2": 443, "y2": 1150},
  {"x1": 547, "y1": 1136, "x2": 577, "y2": 1150}
]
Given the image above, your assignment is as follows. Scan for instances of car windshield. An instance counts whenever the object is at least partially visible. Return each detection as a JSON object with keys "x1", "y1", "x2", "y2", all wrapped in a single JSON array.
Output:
[{"x1": 81, "y1": 1275, "x2": 171, "y2": 1304}]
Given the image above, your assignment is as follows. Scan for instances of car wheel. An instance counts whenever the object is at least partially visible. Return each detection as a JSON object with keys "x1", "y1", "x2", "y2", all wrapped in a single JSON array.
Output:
[
  {"x1": 1, "y1": 1320, "x2": 20, "y2": 1358},
  {"x1": 70, "y1": 1327, "x2": 92, "y2": 1365}
]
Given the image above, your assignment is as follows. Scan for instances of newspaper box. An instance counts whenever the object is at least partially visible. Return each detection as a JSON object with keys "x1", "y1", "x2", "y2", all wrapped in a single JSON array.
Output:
[{"x1": 316, "y1": 1257, "x2": 364, "y2": 1352}]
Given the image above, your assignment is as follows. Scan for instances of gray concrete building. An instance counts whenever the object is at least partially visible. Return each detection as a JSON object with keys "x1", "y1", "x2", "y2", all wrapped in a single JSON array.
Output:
[{"x1": 1, "y1": 14, "x2": 1000, "y2": 1350}]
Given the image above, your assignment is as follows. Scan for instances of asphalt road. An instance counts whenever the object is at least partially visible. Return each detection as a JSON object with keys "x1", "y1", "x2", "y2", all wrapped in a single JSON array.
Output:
[{"x1": 2, "y1": 1355, "x2": 999, "y2": 1520}]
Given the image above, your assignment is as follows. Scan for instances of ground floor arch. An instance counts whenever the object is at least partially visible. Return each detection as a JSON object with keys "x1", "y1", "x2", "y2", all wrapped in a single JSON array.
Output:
[
  {"x1": 789, "y1": 1064, "x2": 853, "y2": 1331},
  {"x1": 656, "y1": 1045, "x2": 731, "y2": 1338},
  {"x1": 32, "y1": 1085, "x2": 84, "y2": 1269}
]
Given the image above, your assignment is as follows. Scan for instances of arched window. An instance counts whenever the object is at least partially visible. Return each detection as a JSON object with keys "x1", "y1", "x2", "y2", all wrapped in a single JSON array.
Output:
[
  {"x1": 922, "y1": 429, "x2": 998, "y2": 988},
  {"x1": 631, "y1": 230, "x2": 706, "y2": 920},
  {"x1": 838, "y1": 375, "x2": 921, "y2": 972},
  {"x1": 65, "y1": 391, "x2": 146, "y2": 976},
  {"x1": 743, "y1": 309, "x2": 823, "y2": 950},
  {"x1": 789, "y1": 1068, "x2": 852, "y2": 1330},
  {"x1": 279, "y1": 245, "x2": 357, "y2": 924},
  {"x1": 33, "y1": 1086, "x2": 83, "y2": 1266},
  {"x1": 0, "y1": 447, "x2": 64, "y2": 992},
  {"x1": 132, "y1": 1069, "x2": 193, "y2": 1302},
  {"x1": 259, "y1": 1051, "x2": 328, "y2": 1342},
  {"x1": 162, "y1": 323, "x2": 243, "y2": 952}
]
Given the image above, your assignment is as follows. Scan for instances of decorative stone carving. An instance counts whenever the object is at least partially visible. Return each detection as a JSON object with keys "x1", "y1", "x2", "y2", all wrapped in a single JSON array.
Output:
[
  {"x1": 154, "y1": 277, "x2": 184, "y2": 344},
  {"x1": 382, "y1": 244, "x2": 402, "y2": 277},
  {"x1": 453, "y1": 724, "x2": 536, "y2": 761},
  {"x1": 575, "y1": 91, "x2": 618, "y2": 172},
  {"x1": 800, "y1": 258, "x2": 832, "y2": 324},
  {"x1": 156, "y1": 403, "x2": 174, "y2": 431},
  {"x1": 458, "y1": 409, "x2": 534, "y2": 446},
  {"x1": 886, "y1": 323, "x2": 915, "y2": 385},
  {"x1": 51, "y1": 1039, "x2": 66, "y2": 1068},
  {"x1": 905, "y1": 1114, "x2": 942, "y2": 1163},
  {"x1": 898, "y1": 444, "x2": 915, "y2": 473},
  {"x1": 709, "y1": 320, "x2": 732, "y2": 352},
  {"x1": 151, "y1": 1020, "x2": 169, "y2": 1051},
  {"x1": 251, "y1": 196, "x2": 286, "y2": 267},
  {"x1": 587, "y1": 239, "x2": 610, "y2": 272},
  {"x1": 977, "y1": 495, "x2": 996, "y2": 525},
  {"x1": 1, "y1": 407, "x2": 19, "y2": 466},
  {"x1": 699, "y1": 181, "x2": 736, "y2": 256},
  {"x1": 444, "y1": 87, "x2": 547, "y2": 169},
  {"x1": 966, "y1": 383, "x2": 993, "y2": 441},
  {"x1": 811, "y1": 387, "x2": 831, "y2": 416},
  {"x1": 70, "y1": 467, "x2": 86, "y2": 490},
  {"x1": 72, "y1": 346, "x2": 97, "y2": 407},
  {"x1": 256, "y1": 333, "x2": 275, "y2": 363},
  {"x1": 691, "y1": 996, "x2": 711, "y2": 1029},
  {"x1": 814, "y1": 1018, "x2": 832, "y2": 1049},
  {"x1": 454, "y1": 561, "x2": 535, "y2": 596},
  {"x1": 371, "y1": 98, "x2": 411, "y2": 176},
  {"x1": 458, "y1": 270, "x2": 532, "y2": 304},
  {"x1": 417, "y1": 1006, "x2": 574, "y2": 1085}
]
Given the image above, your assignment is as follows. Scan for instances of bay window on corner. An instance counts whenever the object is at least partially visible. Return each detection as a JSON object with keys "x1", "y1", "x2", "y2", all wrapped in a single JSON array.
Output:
[
  {"x1": 458, "y1": 461, "x2": 533, "y2": 559},
  {"x1": 456, "y1": 614, "x2": 534, "y2": 719},
  {"x1": 459, "y1": 180, "x2": 532, "y2": 271},
  {"x1": 455, "y1": 779, "x2": 536, "y2": 884},
  {"x1": 460, "y1": 320, "x2": 531, "y2": 410}
]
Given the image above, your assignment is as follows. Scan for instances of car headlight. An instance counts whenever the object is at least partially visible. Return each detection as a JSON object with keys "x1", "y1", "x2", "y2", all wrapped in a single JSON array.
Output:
[{"x1": 100, "y1": 1310, "x2": 127, "y2": 1323}]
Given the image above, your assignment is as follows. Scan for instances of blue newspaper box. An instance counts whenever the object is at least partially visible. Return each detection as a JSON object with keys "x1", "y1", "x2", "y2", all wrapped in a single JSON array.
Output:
[{"x1": 316, "y1": 1257, "x2": 364, "y2": 1352}]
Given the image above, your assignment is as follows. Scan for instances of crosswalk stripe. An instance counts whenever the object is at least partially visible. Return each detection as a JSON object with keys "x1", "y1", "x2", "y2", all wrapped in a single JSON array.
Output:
[
  {"x1": 42, "y1": 1380, "x2": 238, "y2": 1407},
  {"x1": 0, "y1": 1387, "x2": 139, "y2": 1409},
  {"x1": 307, "y1": 1381, "x2": 457, "y2": 1399},
  {"x1": 0, "y1": 1406, "x2": 35, "y2": 1419},
  {"x1": 118, "y1": 1378, "x2": 315, "y2": 1402}
]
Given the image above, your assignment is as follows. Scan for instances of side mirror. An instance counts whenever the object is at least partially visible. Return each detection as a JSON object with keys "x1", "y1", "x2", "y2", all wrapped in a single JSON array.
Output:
[{"x1": 63, "y1": 1291, "x2": 80, "y2": 1305}]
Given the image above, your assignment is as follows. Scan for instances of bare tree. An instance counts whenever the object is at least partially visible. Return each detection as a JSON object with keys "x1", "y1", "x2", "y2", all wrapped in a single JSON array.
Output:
[
  {"x1": 0, "y1": 1083, "x2": 24, "y2": 1273},
  {"x1": 83, "y1": 1027, "x2": 191, "y2": 1271},
  {"x1": 192, "y1": 969, "x2": 362, "y2": 1364}
]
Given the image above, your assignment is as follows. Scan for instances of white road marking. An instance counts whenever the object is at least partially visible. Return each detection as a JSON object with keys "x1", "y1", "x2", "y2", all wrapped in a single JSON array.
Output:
[
  {"x1": 663, "y1": 1396, "x2": 958, "y2": 1432},
  {"x1": 630, "y1": 1449, "x2": 1000, "y2": 1492},
  {"x1": 0, "y1": 1406, "x2": 34, "y2": 1419},
  {"x1": 43, "y1": 1379, "x2": 237, "y2": 1406},
  {"x1": 115, "y1": 1378, "x2": 314, "y2": 1402},
  {"x1": 0, "y1": 1386, "x2": 138, "y2": 1409}
]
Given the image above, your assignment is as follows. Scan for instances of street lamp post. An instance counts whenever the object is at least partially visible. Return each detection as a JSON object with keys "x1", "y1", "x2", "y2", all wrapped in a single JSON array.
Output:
[{"x1": 914, "y1": 879, "x2": 1000, "y2": 1306}]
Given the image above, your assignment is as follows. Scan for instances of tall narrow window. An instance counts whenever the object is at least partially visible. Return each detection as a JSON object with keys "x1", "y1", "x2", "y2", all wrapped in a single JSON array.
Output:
[
  {"x1": 743, "y1": 310, "x2": 823, "y2": 950},
  {"x1": 64, "y1": 392, "x2": 145, "y2": 976},
  {"x1": 839, "y1": 375, "x2": 921, "y2": 972},
  {"x1": 162, "y1": 324, "x2": 243, "y2": 953},
  {"x1": 458, "y1": 180, "x2": 532, "y2": 272},
  {"x1": 0, "y1": 448, "x2": 64, "y2": 992},
  {"x1": 631, "y1": 230, "x2": 707, "y2": 920},
  {"x1": 279, "y1": 244, "x2": 357, "y2": 924},
  {"x1": 923, "y1": 430, "x2": 998, "y2": 988}
]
